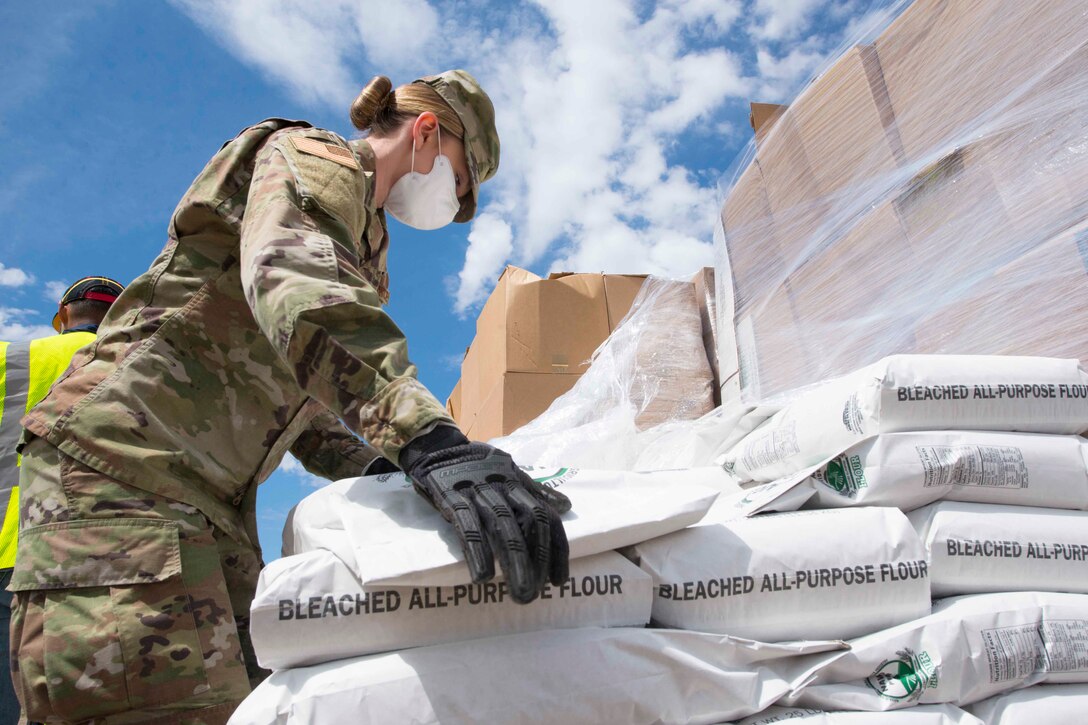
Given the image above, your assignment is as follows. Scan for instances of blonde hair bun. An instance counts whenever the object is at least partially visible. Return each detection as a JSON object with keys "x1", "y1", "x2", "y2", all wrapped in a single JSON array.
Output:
[{"x1": 350, "y1": 75, "x2": 395, "y2": 132}]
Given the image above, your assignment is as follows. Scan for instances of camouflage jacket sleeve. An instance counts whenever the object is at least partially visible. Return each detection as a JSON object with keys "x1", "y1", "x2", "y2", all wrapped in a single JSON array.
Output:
[
  {"x1": 288, "y1": 408, "x2": 386, "y2": 480},
  {"x1": 240, "y1": 129, "x2": 454, "y2": 462}
]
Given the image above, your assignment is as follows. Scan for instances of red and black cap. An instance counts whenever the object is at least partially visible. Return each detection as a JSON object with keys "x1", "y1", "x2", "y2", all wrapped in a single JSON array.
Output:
[{"x1": 52, "y1": 276, "x2": 125, "y2": 332}]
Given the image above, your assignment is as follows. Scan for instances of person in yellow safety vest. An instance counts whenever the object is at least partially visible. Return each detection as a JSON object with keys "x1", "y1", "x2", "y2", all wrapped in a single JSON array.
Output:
[{"x1": 0, "y1": 276, "x2": 124, "y2": 723}]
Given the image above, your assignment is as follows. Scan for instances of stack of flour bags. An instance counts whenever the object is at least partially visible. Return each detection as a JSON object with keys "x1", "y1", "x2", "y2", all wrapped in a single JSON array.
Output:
[
  {"x1": 661, "y1": 353, "x2": 1086, "y2": 723},
  {"x1": 234, "y1": 467, "x2": 861, "y2": 723},
  {"x1": 232, "y1": 353, "x2": 1088, "y2": 724}
]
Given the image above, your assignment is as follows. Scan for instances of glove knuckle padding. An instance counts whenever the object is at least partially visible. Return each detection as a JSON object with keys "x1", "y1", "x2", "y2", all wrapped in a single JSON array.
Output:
[
  {"x1": 405, "y1": 440, "x2": 572, "y2": 603},
  {"x1": 548, "y1": 508, "x2": 570, "y2": 585},
  {"x1": 442, "y1": 489, "x2": 494, "y2": 583}
]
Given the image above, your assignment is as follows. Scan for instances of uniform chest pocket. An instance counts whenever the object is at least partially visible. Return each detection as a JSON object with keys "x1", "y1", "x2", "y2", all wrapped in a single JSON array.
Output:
[{"x1": 9, "y1": 519, "x2": 241, "y2": 720}]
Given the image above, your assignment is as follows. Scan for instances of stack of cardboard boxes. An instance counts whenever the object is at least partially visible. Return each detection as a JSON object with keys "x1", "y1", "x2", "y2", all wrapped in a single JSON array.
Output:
[
  {"x1": 718, "y1": 0, "x2": 1088, "y2": 405},
  {"x1": 449, "y1": 266, "x2": 645, "y2": 441},
  {"x1": 449, "y1": 266, "x2": 722, "y2": 441}
]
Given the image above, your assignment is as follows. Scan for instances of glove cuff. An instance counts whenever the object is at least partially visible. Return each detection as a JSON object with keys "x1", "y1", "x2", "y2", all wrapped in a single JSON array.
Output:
[{"x1": 399, "y1": 424, "x2": 470, "y2": 474}]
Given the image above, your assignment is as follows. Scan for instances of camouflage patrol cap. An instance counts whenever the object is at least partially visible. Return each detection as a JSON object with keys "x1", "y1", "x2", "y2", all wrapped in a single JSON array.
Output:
[{"x1": 414, "y1": 69, "x2": 499, "y2": 224}]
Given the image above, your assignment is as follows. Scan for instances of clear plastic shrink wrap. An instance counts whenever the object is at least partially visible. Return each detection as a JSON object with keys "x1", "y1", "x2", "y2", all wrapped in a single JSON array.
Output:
[
  {"x1": 493, "y1": 277, "x2": 720, "y2": 469},
  {"x1": 716, "y1": 0, "x2": 1088, "y2": 407}
]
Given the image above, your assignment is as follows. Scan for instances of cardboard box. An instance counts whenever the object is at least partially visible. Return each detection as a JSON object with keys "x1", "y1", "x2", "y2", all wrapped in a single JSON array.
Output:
[
  {"x1": 971, "y1": 44, "x2": 1088, "y2": 243},
  {"x1": 749, "y1": 102, "x2": 787, "y2": 144},
  {"x1": 459, "y1": 267, "x2": 647, "y2": 436},
  {"x1": 445, "y1": 379, "x2": 463, "y2": 430},
  {"x1": 628, "y1": 279, "x2": 716, "y2": 430},
  {"x1": 892, "y1": 144, "x2": 1011, "y2": 275},
  {"x1": 876, "y1": 0, "x2": 1088, "y2": 160},
  {"x1": 786, "y1": 202, "x2": 920, "y2": 383},
  {"x1": 690, "y1": 268, "x2": 720, "y2": 405},
  {"x1": 790, "y1": 45, "x2": 903, "y2": 197},
  {"x1": 733, "y1": 284, "x2": 809, "y2": 402},
  {"x1": 719, "y1": 162, "x2": 782, "y2": 313},
  {"x1": 755, "y1": 112, "x2": 825, "y2": 239},
  {"x1": 756, "y1": 45, "x2": 902, "y2": 228},
  {"x1": 479, "y1": 266, "x2": 644, "y2": 375},
  {"x1": 913, "y1": 219, "x2": 1088, "y2": 362},
  {"x1": 465, "y1": 372, "x2": 582, "y2": 442}
]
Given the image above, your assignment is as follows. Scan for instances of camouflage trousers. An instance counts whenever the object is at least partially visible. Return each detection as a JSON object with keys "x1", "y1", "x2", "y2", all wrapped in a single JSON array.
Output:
[{"x1": 9, "y1": 437, "x2": 267, "y2": 724}]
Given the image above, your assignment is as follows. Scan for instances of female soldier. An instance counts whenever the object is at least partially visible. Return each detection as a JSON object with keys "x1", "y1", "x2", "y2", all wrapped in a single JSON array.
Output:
[{"x1": 11, "y1": 70, "x2": 569, "y2": 723}]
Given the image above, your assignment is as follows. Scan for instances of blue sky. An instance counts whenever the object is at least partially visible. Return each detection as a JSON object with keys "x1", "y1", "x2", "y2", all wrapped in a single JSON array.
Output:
[{"x1": 0, "y1": 0, "x2": 890, "y2": 559}]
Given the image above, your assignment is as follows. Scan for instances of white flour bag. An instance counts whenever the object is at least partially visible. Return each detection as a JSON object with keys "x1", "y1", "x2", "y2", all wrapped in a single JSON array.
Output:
[
  {"x1": 731, "y1": 704, "x2": 982, "y2": 724},
  {"x1": 744, "y1": 432, "x2": 1088, "y2": 516},
  {"x1": 719, "y1": 356, "x2": 1088, "y2": 483},
  {"x1": 630, "y1": 507, "x2": 930, "y2": 642},
  {"x1": 908, "y1": 501, "x2": 1088, "y2": 597},
  {"x1": 787, "y1": 591, "x2": 1088, "y2": 711},
  {"x1": 286, "y1": 466, "x2": 721, "y2": 587},
  {"x1": 965, "y1": 683, "x2": 1088, "y2": 724},
  {"x1": 250, "y1": 549, "x2": 652, "y2": 669},
  {"x1": 229, "y1": 628, "x2": 845, "y2": 725}
]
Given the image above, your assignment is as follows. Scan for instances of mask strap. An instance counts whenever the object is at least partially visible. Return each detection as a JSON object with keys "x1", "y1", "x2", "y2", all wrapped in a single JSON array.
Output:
[{"x1": 411, "y1": 119, "x2": 442, "y2": 172}]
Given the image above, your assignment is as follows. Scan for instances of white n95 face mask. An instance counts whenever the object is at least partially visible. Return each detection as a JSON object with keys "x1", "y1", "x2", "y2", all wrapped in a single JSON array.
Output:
[{"x1": 384, "y1": 125, "x2": 461, "y2": 230}]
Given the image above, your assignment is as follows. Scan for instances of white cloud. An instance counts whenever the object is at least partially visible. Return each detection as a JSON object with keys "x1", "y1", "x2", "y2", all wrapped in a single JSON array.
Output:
[
  {"x1": 43, "y1": 280, "x2": 68, "y2": 302},
  {"x1": 0, "y1": 263, "x2": 34, "y2": 287},
  {"x1": 750, "y1": 0, "x2": 826, "y2": 40},
  {"x1": 352, "y1": 0, "x2": 439, "y2": 71},
  {"x1": 170, "y1": 0, "x2": 446, "y2": 108},
  {"x1": 447, "y1": 0, "x2": 757, "y2": 309},
  {"x1": 0, "y1": 307, "x2": 55, "y2": 342},
  {"x1": 170, "y1": 0, "x2": 875, "y2": 313},
  {"x1": 753, "y1": 45, "x2": 829, "y2": 100},
  {"x1": 666, "y1": 0, "x2": 743, "y2": 33},
  {"x1": 275, "y1": 452, "x2": 327, "y2": 489},
  {"x1": 454, "y1": 212, "x2": 513, "y2": 313},
  {"x1": 172, "y1": 0, "x2": 359, "y2": 107},
  {"x1": 279, "y1": 454, "x2": 302, "y2": 474}
]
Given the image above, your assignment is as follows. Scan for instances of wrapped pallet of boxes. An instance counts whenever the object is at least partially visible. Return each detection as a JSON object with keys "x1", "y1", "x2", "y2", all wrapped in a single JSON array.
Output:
[
  {"x1": 715, "y1": 0, "x2": 1088, "y2": 405},
  {"x1": 452, "y1": 266, "x2": 645, "y2": 441}
]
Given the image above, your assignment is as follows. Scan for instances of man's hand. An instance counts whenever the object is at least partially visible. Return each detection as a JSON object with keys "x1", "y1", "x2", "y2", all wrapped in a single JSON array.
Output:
[{"x1": 400, "y1": 428, "x2": 571, "y2": 604}]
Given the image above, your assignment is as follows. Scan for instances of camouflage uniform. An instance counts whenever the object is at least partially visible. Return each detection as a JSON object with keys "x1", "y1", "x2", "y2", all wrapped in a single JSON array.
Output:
[{"x1": 12, "y1": 70, "x2": 499, "y2": 723}]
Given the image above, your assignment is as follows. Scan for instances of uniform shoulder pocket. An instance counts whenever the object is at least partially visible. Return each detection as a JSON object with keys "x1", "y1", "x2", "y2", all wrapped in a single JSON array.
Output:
[
  {"x1": 275, "y1": 130, "x2": 368, "y2": 242},
  {"x1": 10, "y1": 518, "x2": 181, "y2": 591}
]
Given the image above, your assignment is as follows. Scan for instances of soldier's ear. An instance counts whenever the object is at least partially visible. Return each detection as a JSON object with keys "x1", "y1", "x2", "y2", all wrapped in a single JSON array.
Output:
[
  {"x1": 412, "y1": 112, "x2": 440, "y2": 150},
  {"x1": 56, "y1": 305, "x2": 69, "y2": 333}
]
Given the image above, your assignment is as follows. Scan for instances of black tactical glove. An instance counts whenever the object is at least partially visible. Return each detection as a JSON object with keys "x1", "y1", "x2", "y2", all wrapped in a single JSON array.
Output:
[
  {"x1": 363, "y1": 456, "x2": 400, "y2": 475},
  {"x1": 400, "y1": 426, "x2": 571, "y2": 604}
]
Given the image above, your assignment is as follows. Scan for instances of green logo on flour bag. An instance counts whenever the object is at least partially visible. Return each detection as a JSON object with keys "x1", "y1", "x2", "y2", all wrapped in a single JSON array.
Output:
[
  {"x1": 529, "y1": 467, "x2": 577, "y2": 488},
  {"x1": 814, "y1": 454, "x2": 866, "y2": 497},
  {"x1": 865, "y1": 648, "x2": 937, "y2": 702}
]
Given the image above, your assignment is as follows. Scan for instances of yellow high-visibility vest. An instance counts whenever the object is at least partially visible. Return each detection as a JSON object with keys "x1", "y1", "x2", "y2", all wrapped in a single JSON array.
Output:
[{"x1": 0, "y1": 331, "x2": 95, "y2": 569}]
